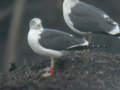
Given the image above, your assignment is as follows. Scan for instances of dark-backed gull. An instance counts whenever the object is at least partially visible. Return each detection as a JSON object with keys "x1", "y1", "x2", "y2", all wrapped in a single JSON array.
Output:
[
  {"x1": 27, "y1": 18, "x2": 89, "y2": 77},
  {"x1": 63, "y1": 0, "x2": 120, "y2": 37}
]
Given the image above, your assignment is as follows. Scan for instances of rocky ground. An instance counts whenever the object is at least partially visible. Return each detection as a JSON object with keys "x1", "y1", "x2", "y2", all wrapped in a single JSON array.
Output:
[{"x1": 0, "y1": 51, "x2": 120, "y2": 90}]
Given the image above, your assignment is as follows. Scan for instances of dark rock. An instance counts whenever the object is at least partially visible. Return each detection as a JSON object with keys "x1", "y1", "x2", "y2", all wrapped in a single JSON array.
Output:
[{"x1": 0, "y1": 51, "x2": 120, "y2": 90}]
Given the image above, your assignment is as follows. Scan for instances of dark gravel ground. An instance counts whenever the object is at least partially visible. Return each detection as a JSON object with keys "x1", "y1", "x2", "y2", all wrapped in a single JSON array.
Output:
[{"x1": 0, "y1": 51, "x2": 120, "y2": 90}]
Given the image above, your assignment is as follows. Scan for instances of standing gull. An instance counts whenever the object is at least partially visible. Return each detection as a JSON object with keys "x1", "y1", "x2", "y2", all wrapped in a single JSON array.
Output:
[
  {"x1": 27, "y1": 18, "x2": 89, "y2": 77},
  {"x1": 63, "y1": 0, "x2": 120, "y2": 38}
]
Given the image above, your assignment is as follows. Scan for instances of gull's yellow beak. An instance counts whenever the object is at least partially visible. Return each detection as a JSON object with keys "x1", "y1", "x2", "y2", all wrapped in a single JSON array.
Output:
[{"x1": 37, "y1": 24, "x2": 40, "y2": 27}]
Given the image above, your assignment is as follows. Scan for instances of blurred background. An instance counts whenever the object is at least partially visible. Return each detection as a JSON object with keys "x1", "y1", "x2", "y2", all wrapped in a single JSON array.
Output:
[{"x1": 0, "y1": 0, "x2": 120, "y2": 72}]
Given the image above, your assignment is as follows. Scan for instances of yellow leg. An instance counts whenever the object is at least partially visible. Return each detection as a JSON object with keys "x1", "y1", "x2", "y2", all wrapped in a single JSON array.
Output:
[
  {"x1": 88, "y1": 34, "x2": 92, "y2": 44},
  {"x1": 82, "y1": 36, "x2": 86, "y2": 40},
  {"x1": 42, "y1": 58, "x2": 55, "y2": 78},
  {"x1": 49, "y1": 58, "x2": 55, "y2": 75},
  {"x1": 82, "y1": 33, "x2": 92, "y2": 44},
  {"x1": 50, "y1": 58, "x2": 55, "y2": 68}
]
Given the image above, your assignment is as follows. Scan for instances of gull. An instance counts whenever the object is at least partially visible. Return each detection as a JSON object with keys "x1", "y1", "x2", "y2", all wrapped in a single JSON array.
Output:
[
  {"x1": 63, "y1": 0, "x2": 120, "y2": 39},
  {"x1": 27, "y1": 18, "x2": 89, "y2": 77}
]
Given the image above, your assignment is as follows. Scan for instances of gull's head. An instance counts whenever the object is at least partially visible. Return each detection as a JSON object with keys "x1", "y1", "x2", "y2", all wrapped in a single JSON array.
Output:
[{"x1": 29, "y1": 18, "x2": 43, "y2": 30}]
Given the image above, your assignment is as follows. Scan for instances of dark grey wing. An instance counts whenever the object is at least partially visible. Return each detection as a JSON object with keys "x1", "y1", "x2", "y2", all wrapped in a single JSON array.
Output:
[
  {"x1": 69, "y1": 1, "x2": 114, "y2": 33},
  {"x1": 39, "y1": 29, "x2": 87, "y2": 50},
  {"x1": 72, "y1": 1, "x2": 106, "y2": 16}
]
